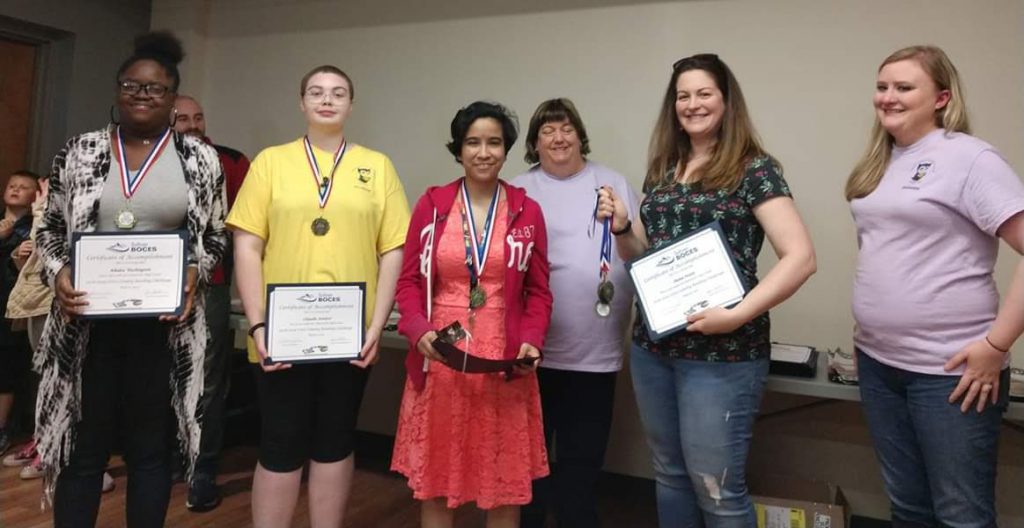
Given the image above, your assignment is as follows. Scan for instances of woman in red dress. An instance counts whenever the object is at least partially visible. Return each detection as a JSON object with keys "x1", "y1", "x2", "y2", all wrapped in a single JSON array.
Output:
[{"x1": 393, "y1": 101, "x2": 553, "y2": 527}]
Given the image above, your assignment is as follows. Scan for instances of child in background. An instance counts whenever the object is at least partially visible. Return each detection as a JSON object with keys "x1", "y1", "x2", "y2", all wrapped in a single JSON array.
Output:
[{"x1": 0, "y1": 170, "x2": 39, "y2": 455}]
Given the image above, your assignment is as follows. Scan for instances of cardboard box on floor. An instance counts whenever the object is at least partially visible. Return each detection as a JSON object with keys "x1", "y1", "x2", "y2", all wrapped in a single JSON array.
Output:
[{"x1": 750, "y1": 474, "x2": 850, "y2": 528}]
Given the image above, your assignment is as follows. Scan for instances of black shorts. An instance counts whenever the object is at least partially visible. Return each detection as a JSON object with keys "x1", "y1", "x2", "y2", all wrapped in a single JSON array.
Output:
[{"x1": 254, "y1": 362, "x2": 369, "y2": 472}]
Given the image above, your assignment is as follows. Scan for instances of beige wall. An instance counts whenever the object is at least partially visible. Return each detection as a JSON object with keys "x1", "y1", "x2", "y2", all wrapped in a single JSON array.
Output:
[
  {"x1": 154, "y1": 0, "x2": 1024, "y2": 520},
  {"x1": 154, "y1": 0, "x2": 1024, "y2": 362}
]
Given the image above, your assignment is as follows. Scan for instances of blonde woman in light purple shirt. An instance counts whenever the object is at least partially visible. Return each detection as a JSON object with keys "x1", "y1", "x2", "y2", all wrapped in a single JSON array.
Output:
[{"x1": 847, "y1": 45, "x2": 1024, "y2": 527}]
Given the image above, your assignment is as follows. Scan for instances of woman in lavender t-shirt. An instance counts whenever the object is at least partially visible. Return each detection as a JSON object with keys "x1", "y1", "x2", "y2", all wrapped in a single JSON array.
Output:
[
  {"x1": 512, "y1": 98, "x2": 639, "y2": 528},
  {"x1": 847, "y1": 45, "x2": 1024, "y2": 527}
]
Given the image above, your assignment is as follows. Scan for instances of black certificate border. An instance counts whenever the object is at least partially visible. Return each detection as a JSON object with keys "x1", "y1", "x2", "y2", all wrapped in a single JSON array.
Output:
[
  {"x1": 70, "y1": 230, "x2": 189, "y2": 320},
  {"x1": 625, "y1": 220, "x2": 748, "y2": 342},
  {"x1": 263, "y1": 282, "x2": 367, "y2": 365}
]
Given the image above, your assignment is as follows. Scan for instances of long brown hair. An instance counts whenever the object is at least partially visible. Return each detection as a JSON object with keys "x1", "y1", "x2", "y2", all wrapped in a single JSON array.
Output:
[
  {"x1": 845, "y1": 45, "x2": 970, "y2": 201},
  {"x1": 644, "y1": 53, "x2": 765, "y2": 193}
]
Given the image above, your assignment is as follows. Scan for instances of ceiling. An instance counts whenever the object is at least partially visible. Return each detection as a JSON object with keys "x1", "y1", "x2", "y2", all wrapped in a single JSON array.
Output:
[{"x1": 154, "y1": 0, "x2": 714, "y2": 35}]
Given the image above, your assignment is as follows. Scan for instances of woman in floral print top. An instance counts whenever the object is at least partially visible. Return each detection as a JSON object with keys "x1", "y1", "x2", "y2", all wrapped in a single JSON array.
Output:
[
  {"x1": 635, "y1": 155, "x2": 791, "y2": 361},
  {"x1": 598, "y1": 54, "x2": 815, "y2": 527}
]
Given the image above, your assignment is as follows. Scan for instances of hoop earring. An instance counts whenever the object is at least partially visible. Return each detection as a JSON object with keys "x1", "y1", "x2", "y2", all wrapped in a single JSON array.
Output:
[
  {"x1": 109, "y1": 105, "x2": 120, "y2": 125},
  {"x1": 169, "y1": 108, "x2": 178, "y2": 127}
]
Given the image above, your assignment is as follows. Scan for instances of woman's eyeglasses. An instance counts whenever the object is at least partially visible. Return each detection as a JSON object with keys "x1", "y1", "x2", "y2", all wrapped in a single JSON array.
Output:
[{"x1": 119, "y1": 80, "x2": 171, "y2": 98}]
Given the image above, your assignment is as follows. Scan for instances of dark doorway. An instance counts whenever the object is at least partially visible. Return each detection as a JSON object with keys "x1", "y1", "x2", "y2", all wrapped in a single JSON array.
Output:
[{"x1": 0, "y1": 37, "x2": 38, "y2": 188}]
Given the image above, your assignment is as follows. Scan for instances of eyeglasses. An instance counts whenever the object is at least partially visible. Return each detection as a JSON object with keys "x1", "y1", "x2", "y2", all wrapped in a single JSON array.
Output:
[
  {"x1": 304, "y1": 88, "x2": 350, "y2": 102},
  {"x1": 672, "y1": 53, "x2": 720, "y2": 71},
  {"x1": 119, "y1": 80, "x2": 172, "y2": 98},
  {"x1": 304, "y1": 88, "x2": 349, "y2": 102}
]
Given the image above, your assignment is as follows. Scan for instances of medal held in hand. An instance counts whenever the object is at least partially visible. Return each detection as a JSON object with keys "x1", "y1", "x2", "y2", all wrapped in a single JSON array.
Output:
[
  {"x1": 303, "y1": 136, "x2": 347, "y2": 237},
  {"x1": 112, "y1": 126, "x2": 172, "y2": 230},
  {"x1": 459, "y1": 180, "x2": 500, "y2": 312},
  {"x1": 597, "y1": 280, "x2": 614, "y2": 317},
  {"x1": 594, "y1": 193, "x2": 614, "y2": 317}
]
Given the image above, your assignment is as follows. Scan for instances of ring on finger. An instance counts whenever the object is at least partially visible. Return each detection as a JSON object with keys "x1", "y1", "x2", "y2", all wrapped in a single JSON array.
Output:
[{"x1": 982, "y1": 383, "x2": 994, "y2": 391}]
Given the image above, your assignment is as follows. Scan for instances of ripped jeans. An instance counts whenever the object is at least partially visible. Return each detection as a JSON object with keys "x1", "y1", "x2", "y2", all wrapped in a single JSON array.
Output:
[{"x1": 631, "y1": 344, "x2": 769, "y2": 528}]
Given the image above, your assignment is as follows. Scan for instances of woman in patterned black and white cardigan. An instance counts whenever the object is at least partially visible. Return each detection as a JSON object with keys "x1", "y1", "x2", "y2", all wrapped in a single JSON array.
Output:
[{"x1": 32, "y1": 32, "x2": 226, "y2": 526}]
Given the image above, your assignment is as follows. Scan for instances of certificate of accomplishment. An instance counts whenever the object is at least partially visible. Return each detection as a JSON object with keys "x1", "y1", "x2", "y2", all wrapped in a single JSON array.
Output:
[
  {"x1": 72, "y1": 231, "x2": 187, "y2": 318},
  {"x1": 264, "y1": 283, "x2": 365, "y2": 364},
  {"x1": 627, "y1": 221, "x2": 747, "y2": 340}
]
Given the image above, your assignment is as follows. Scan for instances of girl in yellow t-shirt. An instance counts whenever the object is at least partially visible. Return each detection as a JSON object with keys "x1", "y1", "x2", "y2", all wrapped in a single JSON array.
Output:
[{"x1": 227, "y1": 65, "x2": 410, "y2": 527}]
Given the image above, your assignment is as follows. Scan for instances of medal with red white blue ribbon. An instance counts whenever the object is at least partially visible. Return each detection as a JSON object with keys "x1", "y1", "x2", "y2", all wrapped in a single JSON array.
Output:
[
  {"x1": 459, "y1": 179, "x2": 500, "y2": 310},
  {"x1": 111, "y1": 126, "x2": 172, "y2": 229},
  {"x1": 303, "y1": 136, "x2": 347, "y2": 236},
  {"x1": 594, "y1": 190, "x2": 614, "y2": 317}
]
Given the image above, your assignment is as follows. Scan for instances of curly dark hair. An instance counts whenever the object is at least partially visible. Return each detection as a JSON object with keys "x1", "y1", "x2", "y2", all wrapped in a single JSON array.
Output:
[{"x1": 115, "y1": 31, "x2": 185, "y2": 92}]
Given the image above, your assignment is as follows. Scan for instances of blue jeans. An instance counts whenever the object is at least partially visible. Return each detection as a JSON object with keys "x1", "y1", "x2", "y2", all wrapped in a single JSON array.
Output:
[
  {"x1": 857, "y1": 349, "x2": 1007, "y2": 528},
  {"x1": 630, "y1": 343, "x2": 768, "y2": 528}
]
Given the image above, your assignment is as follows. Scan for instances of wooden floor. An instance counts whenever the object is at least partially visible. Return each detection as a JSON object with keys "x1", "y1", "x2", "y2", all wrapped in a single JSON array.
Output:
[{"x1": 0, "y1": 443, "x2": 658, "y2": 527}]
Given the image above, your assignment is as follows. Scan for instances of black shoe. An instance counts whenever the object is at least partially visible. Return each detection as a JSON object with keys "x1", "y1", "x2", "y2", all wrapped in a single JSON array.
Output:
[{"x1": 186, "y1": 475, "x2": 222, "y2": 513}]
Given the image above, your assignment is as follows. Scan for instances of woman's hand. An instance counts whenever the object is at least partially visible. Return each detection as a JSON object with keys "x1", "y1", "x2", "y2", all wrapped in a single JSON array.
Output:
[
  {"x1": 55, "y1": 265, "x2": 88, "y2": 318},
  {"x1": 686, "y1": 306, "x2": 744, "y2": 335},
  {"x1": 596, "y1": 186, "x2": 629, "y2": 234},
  {"x1": 352, "y1": 325, "x2": 383, "y2": 368},
  {"x1": 945, "y1": 339, "x2": 1005, "y2": 413},
  {"x1": 253, "y1": 325, "x2": 292, "y2": 372},
  {"x1": 160, "y1": 266, "x2": 198, "y2": 323},
  {"x1": 513, "y1": 343, "x2": 541, "y2": 375},
  {"x1": 417, "y1": 331, "x2": 445, "y2": 363}
]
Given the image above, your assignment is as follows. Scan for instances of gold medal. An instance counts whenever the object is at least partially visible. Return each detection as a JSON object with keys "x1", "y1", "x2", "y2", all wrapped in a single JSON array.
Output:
[
  {"x1": 303, "y1": 136, "x2": 345, "y2": 238},
  {"x1": 311, "y1": 217, "x2": 330, "y2": 236},
  {"x1": 115, "y1": 209, "x2": 137, "y2": 230},
  {"x1": 469, "y1": 285, "x2": 486, "y2": 309}
]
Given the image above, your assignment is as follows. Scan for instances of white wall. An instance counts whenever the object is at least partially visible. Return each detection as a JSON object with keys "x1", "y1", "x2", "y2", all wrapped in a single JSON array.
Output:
[
  {"x1": 154, "y1": 0, "x2": 1024, "y2": 520},
  {"x1": 156, "y1": 0, "x2": 1024, "y2": 362}
]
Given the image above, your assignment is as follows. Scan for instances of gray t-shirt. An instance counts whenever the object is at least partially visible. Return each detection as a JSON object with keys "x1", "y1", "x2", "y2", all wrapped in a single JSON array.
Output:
[
  {"x1": 512, "y1": 162, "x2": 640, "y2": 372},
  {"x1": 98, "y1": 142, "x2": 189, "y2": 232}
]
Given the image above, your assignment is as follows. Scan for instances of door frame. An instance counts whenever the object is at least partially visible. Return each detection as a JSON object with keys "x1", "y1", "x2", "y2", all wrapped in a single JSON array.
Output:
[{"x1": 0, "y1": 14, "x2": 74, "y2": 175}]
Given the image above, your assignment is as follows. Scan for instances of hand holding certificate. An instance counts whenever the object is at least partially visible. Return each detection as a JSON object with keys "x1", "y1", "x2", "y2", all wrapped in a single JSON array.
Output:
[
  {"x1": 71, "y1": 231, "x2": 188, "y2": 318},
  {"x1": 627, "y1": 221, "x2": 747, "y2": 340},
  {"x1": 264, "y1": 283, "x2": 366, "y2": 365}
]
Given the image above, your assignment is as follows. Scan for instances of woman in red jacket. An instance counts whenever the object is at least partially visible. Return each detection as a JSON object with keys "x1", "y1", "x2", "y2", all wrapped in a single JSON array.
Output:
[{"x1": 392, "y1": 101, "x2": 552, "y2": 528}]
